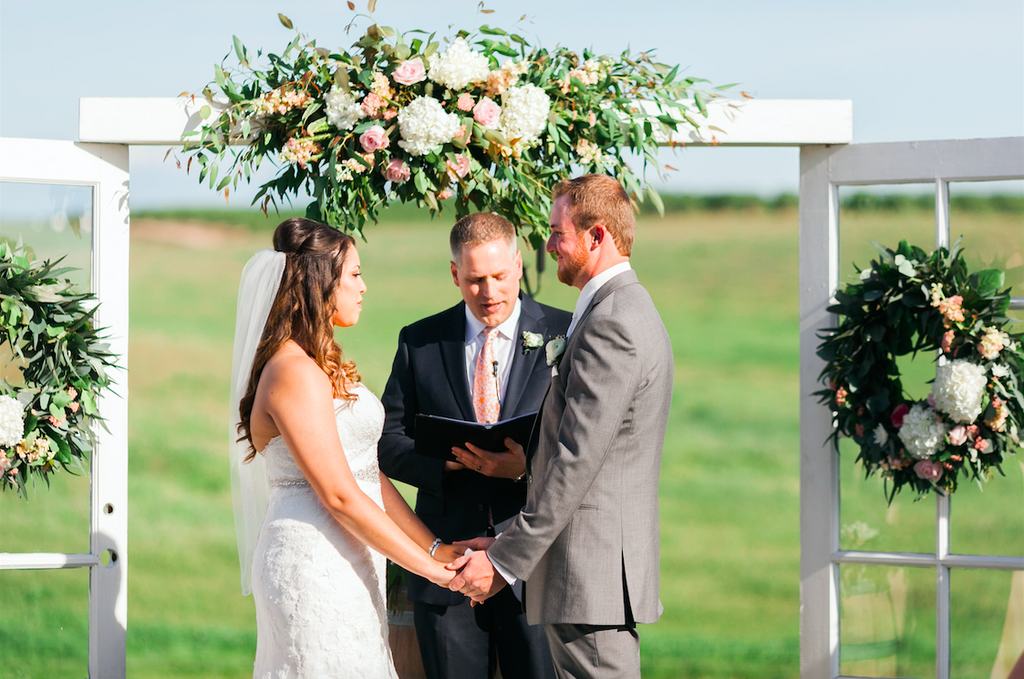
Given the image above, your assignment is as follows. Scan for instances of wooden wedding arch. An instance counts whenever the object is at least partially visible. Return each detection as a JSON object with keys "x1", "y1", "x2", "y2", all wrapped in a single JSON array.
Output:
[{"x1": 1, "y1": 96, "x2": 1021, "y2": 678}]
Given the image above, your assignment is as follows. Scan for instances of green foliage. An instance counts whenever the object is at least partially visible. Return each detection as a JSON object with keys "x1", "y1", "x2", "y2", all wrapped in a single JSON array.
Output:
[
  {"x1": 815, "y1": 238, "x2": 1023, "y2": 502},
  {"x1": 182, "y1": 18, "x2": 719, "y2": 244},
  {"x1": 0, "y1": 243, "x2": 118, "y2": 497}
]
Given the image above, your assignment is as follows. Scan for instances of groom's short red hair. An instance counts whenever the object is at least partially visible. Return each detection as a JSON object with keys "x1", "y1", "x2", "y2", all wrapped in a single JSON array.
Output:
[{"x1": 552, "y1": 174, "x2": 635, "y2": 257}]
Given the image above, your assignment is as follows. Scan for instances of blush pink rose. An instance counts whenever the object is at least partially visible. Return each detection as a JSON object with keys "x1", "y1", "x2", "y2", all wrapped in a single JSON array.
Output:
[
  {"x1": 914, "y1": 459, "x2": 943, "y2": 482},
  {"x1": 891, "y1": 403, "x2": 910, "y2": 428},
  {"x1": 359, "y1": 125, "x2": 389, "y2": 153},
  {"x1": 438, "y1": 189, "x2": 453, "y2": 200},
  {"x1": 948, "y1": 425, "x2": 968, "y2": 446},
  {"x1": 457, "y1": 93, "x2": 474, "y2": 111},
  {"x1": 392, "y1": 59, "x2": 426, "y2": 86},
  {"x1": 473, "y1": 97, "x2": 501, "y2": 129},
  {"x1": 384, "y1": 159, "x2": 411, "y2": 183},
  {"x1": 446, "y1": 154, "x2": 471, "y2": 178}
]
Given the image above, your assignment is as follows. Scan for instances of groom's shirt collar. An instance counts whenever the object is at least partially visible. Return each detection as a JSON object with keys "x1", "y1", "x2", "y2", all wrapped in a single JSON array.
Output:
[{"x1": 567, "y1": 262, "x2": 632, "y2": 337}]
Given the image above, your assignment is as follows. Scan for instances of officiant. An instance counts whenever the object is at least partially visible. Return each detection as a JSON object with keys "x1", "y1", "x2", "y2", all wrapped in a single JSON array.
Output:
[{"x1": 379, "y1": 212, "x2": 569, "y2": 679}]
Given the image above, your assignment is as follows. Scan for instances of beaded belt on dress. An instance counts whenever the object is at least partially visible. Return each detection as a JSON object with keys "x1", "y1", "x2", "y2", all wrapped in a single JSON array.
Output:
[{"x1": 270, "y1": 459, "x2": 380, "y2": 488}]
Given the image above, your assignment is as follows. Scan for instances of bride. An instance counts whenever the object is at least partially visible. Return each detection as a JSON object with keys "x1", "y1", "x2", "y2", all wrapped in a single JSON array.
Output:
[{"x1": 228, "y1": 218, "x2": 461, "y2": 677}]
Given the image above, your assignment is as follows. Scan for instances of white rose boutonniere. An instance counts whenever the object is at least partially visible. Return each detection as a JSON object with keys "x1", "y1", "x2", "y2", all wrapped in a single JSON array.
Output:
[
  {"x1": 545, "y1": 335, "x2": 567, "y2": 367},
  {"x1": 521, "y1": 331, "x2": 544, "y2": 355}
]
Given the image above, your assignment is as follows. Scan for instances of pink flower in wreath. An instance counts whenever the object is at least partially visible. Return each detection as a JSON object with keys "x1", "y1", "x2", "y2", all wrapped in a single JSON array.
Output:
[
  {"x1": 68, "y1": 401, "x2": 80, "y2": 414},
  {"x1": 383, "y1": 108, "x2": 399, "y2": 120},
  {"x1": 384, "y1": 159, "x2": 411, "y2": 183},
  {"x1": 835, "y1": 386, "x2": 848, "y2": 407},
  {"x1": 966, "y1": 424, "x2": 980, "y2": 438},
  {"x1": 914, "y1": 459, "x2": 943, "y2": 482},
  {"x1": 359, "y1": 125, "x2": 390, "y2": 153},
  {"x1": 973, "y1": 437, "x2": 990, "y2": 453},
  {"x1": 891, "y1": 403, "x2": 910, "y2": 428},
  {"x1": 392, "y1": 58, "x2": 426, "y2": 86},
  {"x1": 457, "y1": 93, "x2": 475, "y2": 111},
  {"x1": 941, "y1": 329, "x2": 955, "y2": 354},
  {"x1": 855, "y1": 424, "x2": 865, "y2": 438},
  {"x1": 473, "y1": 97, "x2": 501, "y2": 129},
  {"x1": 948, "y1": 424, "x2": 968, "y2": 446},
  {"x1": 937, "y1": 295, "x2": 965, "y2": 326},
  {"x1": 438, "y1": 189, "x2": 454, "y2": 200}
]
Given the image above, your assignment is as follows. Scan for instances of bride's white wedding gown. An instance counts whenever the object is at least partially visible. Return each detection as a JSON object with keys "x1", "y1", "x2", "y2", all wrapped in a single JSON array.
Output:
[{"x1": 251, "y1": 385, "x2": 399, "y2": 679}]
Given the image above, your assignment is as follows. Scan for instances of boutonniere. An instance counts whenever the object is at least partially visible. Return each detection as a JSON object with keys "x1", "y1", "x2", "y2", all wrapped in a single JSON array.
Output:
[
  {"x1": 521, "y1": 331, "x2": 544, "y2": 355},
  {"x1": 545, "y1": 335, "x2": 567, "y2": 367}
]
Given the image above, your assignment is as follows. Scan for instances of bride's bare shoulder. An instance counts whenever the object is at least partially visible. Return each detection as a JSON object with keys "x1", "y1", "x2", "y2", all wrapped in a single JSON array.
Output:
[{"x1": 260, "y1": 341, "x2": 331, "y2": 398}]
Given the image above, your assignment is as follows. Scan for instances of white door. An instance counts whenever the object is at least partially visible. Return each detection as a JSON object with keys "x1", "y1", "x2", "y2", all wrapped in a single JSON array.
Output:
[
  {"x1": 799, "y1": 137, "x2": 1024, "y2": 679},
  {"x1": 0, "y1": 137, "x2": 130, "y2": 678}
]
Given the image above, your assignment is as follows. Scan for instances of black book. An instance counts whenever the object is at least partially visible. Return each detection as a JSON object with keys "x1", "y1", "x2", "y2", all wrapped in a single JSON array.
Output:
[{"x1": 413, "y1": 411, "x2": 539, "y2": 461}]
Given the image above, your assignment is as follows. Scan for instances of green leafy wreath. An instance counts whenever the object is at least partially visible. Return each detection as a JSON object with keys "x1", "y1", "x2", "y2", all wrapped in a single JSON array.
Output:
[
  {"x1": 0, "y1": 242, "x2": 118, "y2": 497},
  {"x1": 815, "y1": 239, "x2": 1023, "y2": 502}
]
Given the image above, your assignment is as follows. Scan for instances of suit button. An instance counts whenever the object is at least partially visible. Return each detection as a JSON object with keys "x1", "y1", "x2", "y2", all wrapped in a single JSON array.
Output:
[
  {"x1": 478, "y1": 505, "x2": 485, "y2": 511},
  {"x1": 527, "y1": 474, "x2": 533, "y2": 484}
]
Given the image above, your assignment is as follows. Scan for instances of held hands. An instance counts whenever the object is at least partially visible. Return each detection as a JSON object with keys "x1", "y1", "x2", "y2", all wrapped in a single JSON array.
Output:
[
  {"x1": 451, "y1": 437, "x2": 526, "y2": 479},
  {"x1": 431, "y1": 542, "x2": 467, "y2": 564},
  {"x1": 446, "y1": 538, "x2": 506, "y2": 604}
]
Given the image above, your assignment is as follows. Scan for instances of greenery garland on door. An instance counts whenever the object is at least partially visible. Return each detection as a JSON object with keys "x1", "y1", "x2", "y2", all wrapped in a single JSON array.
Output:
[
  {"x1": 181, "y1": 13, "x2": 734, "y2": 245},
  {"x1": 815, "y1": 239, "x2": 1023, "y2": 502},
  {"x1": 0, "y1": 243, "x2": 117, "y2": 497}
]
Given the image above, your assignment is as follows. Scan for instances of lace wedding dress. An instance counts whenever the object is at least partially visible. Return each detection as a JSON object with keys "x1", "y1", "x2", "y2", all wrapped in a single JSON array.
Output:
[{"x1": 251, "y1": 385, "x2": 399, "y2": 679}]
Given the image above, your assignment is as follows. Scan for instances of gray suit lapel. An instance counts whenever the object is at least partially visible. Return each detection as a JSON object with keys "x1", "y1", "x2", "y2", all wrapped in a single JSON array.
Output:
[{"x1": 568, "y1": 269, "x2": 638, "y2": 347}]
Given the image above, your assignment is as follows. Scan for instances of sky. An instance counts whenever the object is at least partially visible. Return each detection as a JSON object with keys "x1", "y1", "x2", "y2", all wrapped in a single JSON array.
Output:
[{"x1": 1, "y1": 0, "x2": 1022, "y2": 209}]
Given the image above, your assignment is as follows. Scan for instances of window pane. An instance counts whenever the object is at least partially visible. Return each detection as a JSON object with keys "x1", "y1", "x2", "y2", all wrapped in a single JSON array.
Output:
[
  {"x1": 839, "y1": 437, "x2": 935, "y2": 554},
  {"x1": 840, "y1": 564, "x2": 936, "y2": 678},
  {"x1": 0, "y1": 181, "x2": 93, "y2": 290},
  {"x1": 950, "y1": 459, "x2": 1024, "y2": 558},
  {"x1": 0, "y1": 568, "x2": 89, "y2": 677},
  {"x1": 951, "y1": 569, "x2": 1024, "y2": 679}
]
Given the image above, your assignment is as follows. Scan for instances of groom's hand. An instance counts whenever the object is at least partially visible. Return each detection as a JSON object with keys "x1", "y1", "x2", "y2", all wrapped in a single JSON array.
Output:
[
  {"x1": 451, "y1": 438, "x2": 525, "y2": 479},
  {"x1": 446, "y1": 551, "x2": 507, "y2": 604},
  {"x1": 454, "y1": 536, "x2": 496, "y2": 551}
]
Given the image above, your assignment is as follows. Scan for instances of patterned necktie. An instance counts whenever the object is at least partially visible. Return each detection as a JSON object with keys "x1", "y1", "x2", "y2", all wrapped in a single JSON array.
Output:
[{"x1": 473, "y1": 327, "x2": 500, "y2": 423}]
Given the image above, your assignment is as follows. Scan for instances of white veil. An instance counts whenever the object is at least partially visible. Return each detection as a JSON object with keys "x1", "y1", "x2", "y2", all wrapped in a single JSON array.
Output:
[{"x1": 229, "y1": 249, "x2": 286, "y2": 595}]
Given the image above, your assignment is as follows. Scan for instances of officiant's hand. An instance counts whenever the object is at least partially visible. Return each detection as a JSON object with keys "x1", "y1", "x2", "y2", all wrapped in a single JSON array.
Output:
[
  {"x1": 451, "y1": 437, "x2": 526, "y2": 479},
  {"x1": 446, "y1": 550, "x2": 507, "y2": 604}
]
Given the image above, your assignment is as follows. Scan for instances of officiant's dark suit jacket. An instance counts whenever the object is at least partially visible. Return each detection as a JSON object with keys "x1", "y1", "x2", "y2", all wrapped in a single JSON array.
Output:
[
  {"x1": 487, "y1": 270, "x2": 673, "y2": 626},
  {"x1": 379, "y1": 292, "x2": 571, "y2": 605}
]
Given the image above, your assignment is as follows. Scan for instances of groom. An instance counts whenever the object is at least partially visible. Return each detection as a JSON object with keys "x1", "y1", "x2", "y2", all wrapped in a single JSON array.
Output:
[{"x1": 448, "y1": 174, "x2": 674, "y2": 678}]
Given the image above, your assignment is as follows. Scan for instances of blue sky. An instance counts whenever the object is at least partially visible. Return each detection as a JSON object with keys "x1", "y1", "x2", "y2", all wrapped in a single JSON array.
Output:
[{"x1": 2, "y1": 0, "x2": 1022, "y2": 208}]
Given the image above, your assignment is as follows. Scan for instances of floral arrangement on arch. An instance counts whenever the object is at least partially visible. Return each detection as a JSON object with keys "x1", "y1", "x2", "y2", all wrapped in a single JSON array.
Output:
[
  {"x1": 0, "y1": 243, "x2": 117, "y2": 497},
  {"x1": 815, "y1": 239, "x2": 1022, "y2": 502},
  {"x1": 182, "y1": 12, "x2": 731, "y2": 245}
]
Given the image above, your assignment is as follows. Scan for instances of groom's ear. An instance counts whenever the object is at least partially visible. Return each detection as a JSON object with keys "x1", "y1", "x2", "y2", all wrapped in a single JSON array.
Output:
[{"x1": 589, "y1": 224, "x2": 607, "y2": 249}]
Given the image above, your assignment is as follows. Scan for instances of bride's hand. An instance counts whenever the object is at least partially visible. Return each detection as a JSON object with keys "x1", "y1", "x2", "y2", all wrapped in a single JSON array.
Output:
[
  {"x1": 432, "y1": 543, "x2": 467, "y2": 563},
  {"x1": 427, "y1": 562, "x2": 455, "y2": 588}
]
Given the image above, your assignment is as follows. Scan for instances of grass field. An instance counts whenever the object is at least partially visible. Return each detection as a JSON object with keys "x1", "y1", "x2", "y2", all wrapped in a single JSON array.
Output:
[{"x1": 0, "y1": 205, "x2": 1021, "y2": 678}]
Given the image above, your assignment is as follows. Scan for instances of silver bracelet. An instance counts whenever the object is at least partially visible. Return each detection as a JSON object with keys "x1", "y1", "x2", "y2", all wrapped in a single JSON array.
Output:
[{"x1": 428, "y1": 537, "x2": 442, "y2": 558}]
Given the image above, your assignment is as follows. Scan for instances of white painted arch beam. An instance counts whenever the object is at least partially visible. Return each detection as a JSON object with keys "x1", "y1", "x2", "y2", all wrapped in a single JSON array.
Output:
[{"x1": 79, "y1": 97, "x2": 853, "y2": 147}]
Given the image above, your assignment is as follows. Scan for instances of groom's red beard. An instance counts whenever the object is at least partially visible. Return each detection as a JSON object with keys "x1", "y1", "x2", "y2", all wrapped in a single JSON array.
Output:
[{"x1": 556, "y1": 231, "x2": 590, "y2": 286}]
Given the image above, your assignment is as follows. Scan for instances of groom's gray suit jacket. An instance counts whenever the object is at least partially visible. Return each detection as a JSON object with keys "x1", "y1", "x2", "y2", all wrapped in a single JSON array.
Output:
[{"x1": 487, "y1": 269, "x2": 673, "y2": 626}]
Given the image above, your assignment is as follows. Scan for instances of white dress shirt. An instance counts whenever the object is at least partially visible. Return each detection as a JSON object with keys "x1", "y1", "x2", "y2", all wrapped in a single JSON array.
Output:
[
  {"x1": 464, "y1": 298, "x2": 522, "y2": 410},
  {"x1": 489, "y1": 262, "x2": 632, "y2": 590}
]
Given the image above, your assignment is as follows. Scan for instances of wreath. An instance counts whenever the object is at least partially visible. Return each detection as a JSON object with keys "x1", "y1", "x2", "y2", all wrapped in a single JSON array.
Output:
[
  {"x1": 0, "y1": 242, "x2": 117, "y2": 497},
  {"x1": 815, "y1": 239, "x2": 1023, "y2": 502},
  {"x1": 182, "y1": 12, "x2": 731, "y2": 245}
]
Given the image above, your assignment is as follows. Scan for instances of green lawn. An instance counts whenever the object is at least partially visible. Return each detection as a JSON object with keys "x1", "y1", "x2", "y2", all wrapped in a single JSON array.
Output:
[{"x1": 0, "y1": 207, "x2": 1021, "y2": 678}]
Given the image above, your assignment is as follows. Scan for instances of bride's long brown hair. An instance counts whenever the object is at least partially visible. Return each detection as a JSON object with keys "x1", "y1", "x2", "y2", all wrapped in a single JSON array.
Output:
[{"x1": 238, "y1": 218, "x2": 361, "y2": 461}]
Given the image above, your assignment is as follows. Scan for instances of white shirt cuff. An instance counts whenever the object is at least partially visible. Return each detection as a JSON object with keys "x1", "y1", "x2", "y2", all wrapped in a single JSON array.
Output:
[{"x1": 487, "y1": 545, "x2": 517, "y2": 587}]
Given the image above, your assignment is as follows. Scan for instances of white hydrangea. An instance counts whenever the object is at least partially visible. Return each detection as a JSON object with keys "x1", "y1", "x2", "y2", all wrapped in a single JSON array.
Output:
[
  {"x1": 397, "y1": 96, "x2": 461, "y2": 156},
  {"x1": 428, "y1": 38, "x2": 490, "y2": 90},
  {"x1": 898, "y1": 403, "x2": 948, "y2": 459},
  {"x1": 931, "y1": 359, "x2": 988, "y2": 423},
  {"x1": 0, "y1": 395, "x2": 24, "y2": 448},
  {"x1": 499, "y1": 84, "x2": 551, "y2": 144},
  {"x1": 324, "y1": 87, "x2": 364, "y2": 131}
]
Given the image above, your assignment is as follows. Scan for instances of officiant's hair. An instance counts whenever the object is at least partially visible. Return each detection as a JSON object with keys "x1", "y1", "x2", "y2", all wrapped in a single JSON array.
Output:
[
  {"x1": 449, "y1": 212, "x2": 517, "y2": 266},
  {"x1": 552, "y1": 174, "x2": 634, "y2": 257},
  {"x1": 237, "y1": 218, "x2": 360, "y2": 461}
]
